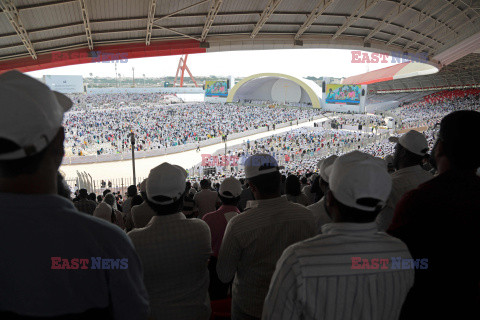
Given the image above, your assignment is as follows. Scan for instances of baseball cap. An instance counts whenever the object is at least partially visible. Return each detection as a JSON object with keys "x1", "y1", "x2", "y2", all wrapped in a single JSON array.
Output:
[
  {"x1": 219, "y1": 177, "x2": 242, "y2": 198},
  {"x1": 329, "y1": 151, "x2": 392, "y2": 212},
  {"x1": 388, "y1": 130, "x2": 428, "y2": 156},
  {"x1": 319, "y1": 155, "x2": 338, "y2": 183},
  {"x1": 146, "y1": 163, "x2": 188, "y2": 205},
  {"x1": 244, "y1": 153, "x2": 284, "y2": 179},
  {"x1": 0, "y1": 70, "x2": 72, "y2": 160}
]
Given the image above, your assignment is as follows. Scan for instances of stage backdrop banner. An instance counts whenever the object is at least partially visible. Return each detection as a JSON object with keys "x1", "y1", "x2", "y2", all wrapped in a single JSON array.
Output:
[
  {"x1": 325, "y1": 84, "x2": 361, "y2": 105},
  {"x1": 205, "y1": 80, "x2": 228, "y2": 97}
]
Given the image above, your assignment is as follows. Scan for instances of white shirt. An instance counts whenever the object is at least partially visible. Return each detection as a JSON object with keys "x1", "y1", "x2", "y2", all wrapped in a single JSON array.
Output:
[
  {"x1": 217, "y1": 196, "x2": 316, "y2": 319},
  {"x1": 194, "y1": 189, "x2": 220, "y2": 219},
  {"x1": 131, "y1": 202, "x2": 155, "y2": 228},
  {"x1": 307, "y1": 197, "x2": 332, "y2": 233},
  {"x1": 376, "y1": 165, "x2": 432, "y2": 231},
  {"x1": 0, "y1": 193, "x2": 148, "y2": 319},
  {"x1": 93, "y1": 202, "x2": 125, "y2": 230},
  {"x1": 302, "y1": 185, "x2": 316, "y2": 204},
  {"x1": 128, "y1": 213, "x2": 211, "y2": 320},
  {"x1": 262, "y1": 222, "x2": 414, "y2": 320}
]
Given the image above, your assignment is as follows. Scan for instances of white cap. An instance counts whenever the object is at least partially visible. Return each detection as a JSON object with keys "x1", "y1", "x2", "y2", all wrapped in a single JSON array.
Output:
[
  {"x1": 245, "y1": 154, "x2": 284, "y2": 179},
  {"x1": 146, "y1": 163, "x2": 187, "y2": 205},
  {"x1": 388, "y1": 130, "x2": 428, "y2": 156},
  {"x1": 319, "y1": 155, "x2": 338, "y2": 183},
  {"x1": 0, "y1": 70, "x2": 72, "y2": 160},
  {"x1": 329, "y1": 151, "x2": 392, "y2": 212},
  {"x1": 219, "y1": 177, "x2": 242, "y2": 198}
]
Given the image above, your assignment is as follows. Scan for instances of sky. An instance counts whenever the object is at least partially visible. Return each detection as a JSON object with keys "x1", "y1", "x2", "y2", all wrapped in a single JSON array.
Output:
[{"x1": 27, "y1": 49, "x2": 401, "y2": 79}]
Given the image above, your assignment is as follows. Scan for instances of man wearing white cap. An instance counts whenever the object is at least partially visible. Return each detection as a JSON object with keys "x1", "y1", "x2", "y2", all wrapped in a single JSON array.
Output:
[
  {"x1": 217, "y1": 154, "x2": 315, "y2": 320},
  {"x1": 389, "y1": 111, "x2": 480, "y2": 319},
  {"x1": 128, "y1": 163, "x2": 211, "y2": 319},
  {"x1": 0, "y1": 71, "x2": 148, "y2": 319},
  {"x1": 307, "y1": 155, "x2": 337, "y2": 233},
  {"x1": 131, "y1": 178, "x2": 155, "y2": 228},
  {"x1": 263, "y1": 151, "x2": 414, "y2": 320},
  {"x1": 376, "y1": 130, "x2": 432, "y2": 231},
  {"x1": 203, "y1": 177, "x2": 242, "y2": 300}
]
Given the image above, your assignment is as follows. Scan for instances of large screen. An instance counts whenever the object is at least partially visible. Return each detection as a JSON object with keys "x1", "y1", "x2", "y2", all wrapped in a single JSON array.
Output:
[
  {"x1": 205, "y1": 80, "x2": 228, "y2": 97},
  {"x1": 326, "y1": 84, "x2": 361, "y2": 105},
  {"x1": 44, "y1": 75, "x2": 84, "y2": 93}
]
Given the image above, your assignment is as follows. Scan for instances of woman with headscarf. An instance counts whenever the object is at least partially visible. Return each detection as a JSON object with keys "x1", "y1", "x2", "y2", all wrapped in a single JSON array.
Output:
[{"x1": 93, "y1": 193, "x2": 125, "y2": 230}]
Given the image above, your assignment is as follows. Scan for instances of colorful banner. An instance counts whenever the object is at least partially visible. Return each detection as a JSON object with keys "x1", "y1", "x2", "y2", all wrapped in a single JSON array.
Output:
[
  {"x1": 326, "y1": 84, "x2": 361, "y2": 104},
  {"x1": 205, "y1": 80, "x2": 228, "y2": 97}
]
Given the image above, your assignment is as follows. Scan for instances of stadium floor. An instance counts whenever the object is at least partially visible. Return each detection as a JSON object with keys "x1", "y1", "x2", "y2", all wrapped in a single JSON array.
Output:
[{"x1": 60, "y1": 117, "x2": 331, "y2": 181}]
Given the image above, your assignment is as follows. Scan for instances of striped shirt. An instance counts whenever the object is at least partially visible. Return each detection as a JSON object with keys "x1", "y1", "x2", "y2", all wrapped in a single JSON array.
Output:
[
  {"x1": 128, "y1": 213, "x2": 211, "y2": 320},
  {"x1": 262, "y1": 222, "x2": 414, "y2": 320},
  {"x1": 216, "y1": 196, "x2": 316, "y2": 319}
]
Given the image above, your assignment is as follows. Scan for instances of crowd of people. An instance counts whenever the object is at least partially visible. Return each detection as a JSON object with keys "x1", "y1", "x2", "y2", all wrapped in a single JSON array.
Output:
[
  {"x1": 63, "y1": 96, "x2": 323, "y2": 156},
  {"x1": 1, "y1": 71, "x2": 480, "y2": 320}
]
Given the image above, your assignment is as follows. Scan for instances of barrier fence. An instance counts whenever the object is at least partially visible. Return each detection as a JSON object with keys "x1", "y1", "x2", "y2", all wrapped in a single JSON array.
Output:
[{"x1": 65, "y1": 176, "x2": 148, "y2": 196}]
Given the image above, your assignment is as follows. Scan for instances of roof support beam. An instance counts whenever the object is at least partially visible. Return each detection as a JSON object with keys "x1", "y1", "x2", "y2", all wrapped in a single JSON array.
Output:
[
  {"x1": 152, "y1": 24, "x2": 200, "y2": 41},
  {"x1": 332, "y1": 0, "x2": 381, "y2": 40},
  {"x1": 78, "y1": 0, "x2": 93, "y2": 50},
  {"x1": 295, "y1": 0, "x2": 336, "y2": 40},
  {"x1": 154, "y1": 0, "x2": 209, "y2": 23},
  {"x1": 250, "y1": 0, "x2": 283, "y2": 39},
  {"x1": 426, "y1": 8, "x2": 480, "y2": 54},
  {"x1": 201, "y1": 0, "x2": 223, "y2": 41},
  {"x1": 364, "y1": 0, "x2": 420, "y2": 42},
  {"x1": 404, "y1": 4, "x2": 459, "y2": 51},
  {"x1": 0, "y1": 0, "x2": 37, "y2": 59},
  {"x1": 386, "y1": 0, "x2": 452, "y2": 46},
  {"x1": 146, "y1": 0, "x2": 157, "y2": 45}
]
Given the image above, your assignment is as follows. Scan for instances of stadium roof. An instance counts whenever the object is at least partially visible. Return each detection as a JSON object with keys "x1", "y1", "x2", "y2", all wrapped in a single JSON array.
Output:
[
  {"x1": 367, "y1": 52, "x2": 480, "y2": 91},
  {"x1": 1, "y1": 0, "x2": 480, "y2": 73},
  {"x1": 342, "y1": 61, "x2": 438, "y2": 85}
]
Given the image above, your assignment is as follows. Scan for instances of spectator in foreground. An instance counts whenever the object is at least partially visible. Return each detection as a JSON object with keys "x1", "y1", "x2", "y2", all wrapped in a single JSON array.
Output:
[
  {"x1": 122, "y1": 185, "x2": 137, "y2": 231},
  {"x1": 263, "y1": 151, "x2": 414, "y2": 320},
  {"x1": 93, "y1": 193, "x2": 125, "y2": 230},
  {"x1": 284, "y1": 174, "x2": 311, "y2": 206},
  {"x1": 129, "y1": 163, "x2": 211, "y2": 319},
  {"x1": 0, "y1": 70, "x2": 148, "y2": 319},
  {"x1": 217, "y1": 154, "x2": 316, "y2": 320},
  {"x1": 88, "y1": 192, "x2": 97, "y2": 203},
  {"x1": 376, "y1": 130, "x2": 432, "y2": 231},
  {"x1": 203, "y1": 177, "x2": 242, "y2": 300},
  {"x1": 388, "y1": 110, "x2": 480, "y2": 319},
  {"x1": 74, "y1": 188, "x2": 97, "y2": 215},
  {"x1": 307, "y1": 155, "x2": 337, "y2": 233},
  {"x1": 194, "y1": 179, "x2": 221, "y2": 219},
  {"x1": 131, "y1": 179, "x2": 155, "y2": 228},
  {"x1": 57, "y1": 171, "x2": 71, "y2": 200},
  {"x1": 237, "y1": 181, "x2": 254, "y2": 212}
]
